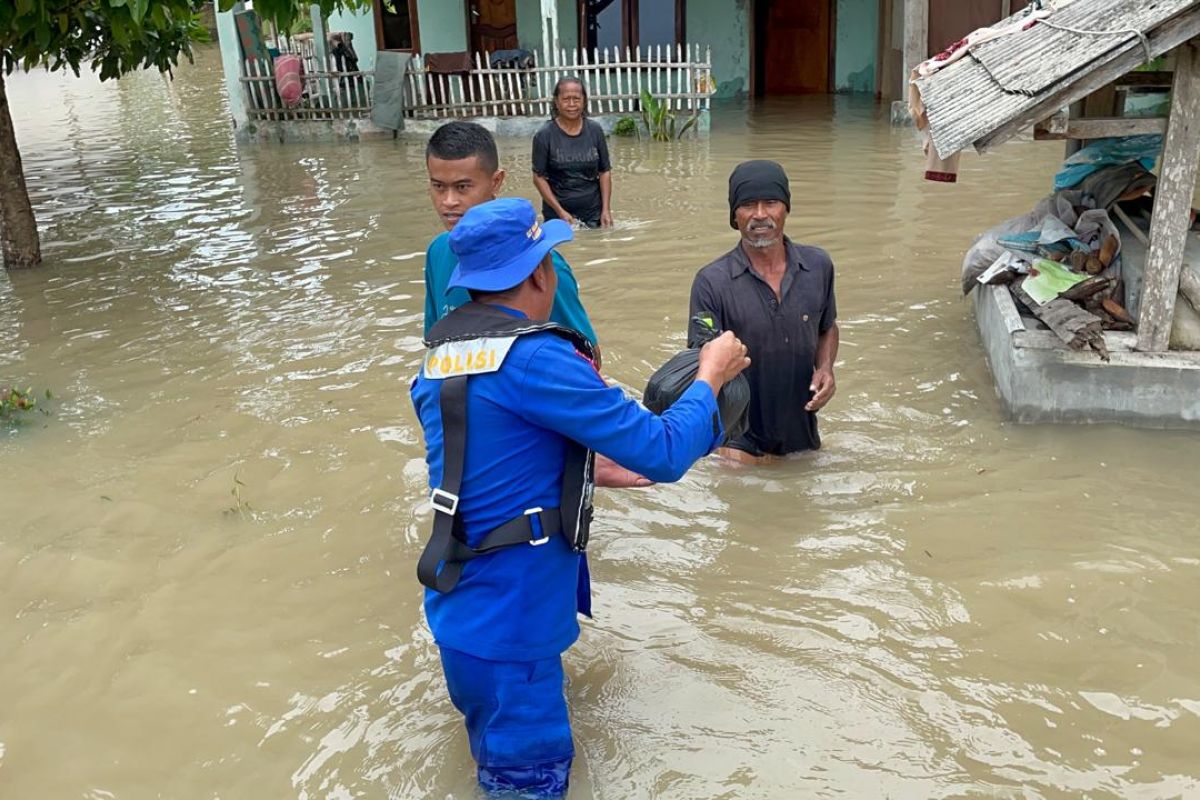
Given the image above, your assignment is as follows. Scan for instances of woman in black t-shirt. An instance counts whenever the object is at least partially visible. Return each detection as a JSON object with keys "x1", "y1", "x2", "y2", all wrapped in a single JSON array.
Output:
[{"x1": 532, "y1": 78, "x2": 614, "y2": 228}]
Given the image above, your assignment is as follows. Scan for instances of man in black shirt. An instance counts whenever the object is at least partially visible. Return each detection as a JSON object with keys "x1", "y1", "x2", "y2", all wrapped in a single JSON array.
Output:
[{"x1": 688, "y1": 160, "x2": 839, "y2": 461}]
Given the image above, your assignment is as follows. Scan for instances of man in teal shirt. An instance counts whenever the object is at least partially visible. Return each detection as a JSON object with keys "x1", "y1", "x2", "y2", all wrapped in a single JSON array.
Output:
[{"x1": 423, "y1": 121, "x2": 598, "y2": 353}]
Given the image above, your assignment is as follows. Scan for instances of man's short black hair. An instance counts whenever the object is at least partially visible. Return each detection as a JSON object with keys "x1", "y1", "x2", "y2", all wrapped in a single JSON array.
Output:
[{"x1": 426, "y1": 121, "x2": 499, "y2": 174}]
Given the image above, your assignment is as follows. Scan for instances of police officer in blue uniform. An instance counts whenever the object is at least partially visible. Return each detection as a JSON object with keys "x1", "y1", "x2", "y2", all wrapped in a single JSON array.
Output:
[{"x1": 410, "y1": 197, "x2": 750, "y2": 797}]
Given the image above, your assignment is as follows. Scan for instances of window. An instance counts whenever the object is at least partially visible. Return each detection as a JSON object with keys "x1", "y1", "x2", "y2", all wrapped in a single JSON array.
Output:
[
  {"x1": 376, "y1": 0, "x2": 420, "y2": 52},
  {"x1": 581, "y1": 0, "x2": 686, "y2": 54},
  {"x1": 638, "y1": 0, "x2": 678, "y2": 50},
  {"x1": 595, "y1": 0, "x2": 623, "y2": 52}
]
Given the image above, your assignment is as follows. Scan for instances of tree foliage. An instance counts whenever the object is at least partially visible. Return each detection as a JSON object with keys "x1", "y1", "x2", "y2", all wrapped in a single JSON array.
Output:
[
  {"x1": 217, "y1": 0, "x2": 372, "y2": 42},
  {"x1": 0, "y1": 0, "x2": 208, "y2": 81}
]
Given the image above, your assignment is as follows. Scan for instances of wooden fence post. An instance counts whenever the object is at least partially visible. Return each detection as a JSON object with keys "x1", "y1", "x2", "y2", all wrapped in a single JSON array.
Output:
[{"x1": 1137, "y1": 40, "x2": 1200, "y2": 352}]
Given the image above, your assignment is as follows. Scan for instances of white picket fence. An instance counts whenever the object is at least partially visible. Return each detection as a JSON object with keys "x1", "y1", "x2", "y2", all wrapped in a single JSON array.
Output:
[
  {"x1": 404, "y1": 44, "x2": 714, "y2": 120},
  {"x1": 240, "y1": 56, "x2": 374, "y2": 121}
]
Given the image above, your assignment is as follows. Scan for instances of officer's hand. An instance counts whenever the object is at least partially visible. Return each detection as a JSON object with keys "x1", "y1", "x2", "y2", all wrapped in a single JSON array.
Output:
[
  {"x1": 696, "y1": 331, "x2": 750, "y2": 392},
  {"x1": 594, "y1": 454, "x2": 653, "y2": 488}
]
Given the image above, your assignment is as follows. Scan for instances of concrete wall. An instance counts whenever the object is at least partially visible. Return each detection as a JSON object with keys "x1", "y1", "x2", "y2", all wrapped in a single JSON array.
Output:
[
  {"x1": 835, "y1": 0, "x2": 878, "y2": 93},
  {"x1": 687, "y1": 0, "x2": 750, "y2": 98},
  {"x1": 973, "y1": 285, "x2": 1200, "y2": 428},
  {"x1": 326, "y1": 6, "x2": 379, "y2": 71}
]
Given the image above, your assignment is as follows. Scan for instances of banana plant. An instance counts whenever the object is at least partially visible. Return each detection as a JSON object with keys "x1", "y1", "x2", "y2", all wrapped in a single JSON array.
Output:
[{"x1": 639, "y1": 88, "x2": 700, "y2": 142}]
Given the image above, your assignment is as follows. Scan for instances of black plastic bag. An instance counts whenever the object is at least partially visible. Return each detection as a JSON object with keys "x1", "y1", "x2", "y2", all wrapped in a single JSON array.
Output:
[{"x1": 643, "y1": 316, "x2": 750, "y2": 444}]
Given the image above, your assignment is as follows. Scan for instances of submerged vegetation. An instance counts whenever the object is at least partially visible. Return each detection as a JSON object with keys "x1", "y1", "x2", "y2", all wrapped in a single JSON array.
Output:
[
  {"x1": 639, "y1": 89, "x2": 699, "y2": 142},
  {"x1": 0, "y1": 386, "x2": 50, "y2": 423}
]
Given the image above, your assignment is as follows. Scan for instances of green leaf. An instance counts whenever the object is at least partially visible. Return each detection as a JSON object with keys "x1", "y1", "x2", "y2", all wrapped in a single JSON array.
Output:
[{"x1": 678, "y1": 113, "x2": 698, "y2": 138}]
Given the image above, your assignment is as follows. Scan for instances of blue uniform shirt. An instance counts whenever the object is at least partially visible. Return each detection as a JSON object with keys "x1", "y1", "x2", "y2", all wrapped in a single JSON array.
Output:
[
  {"x1": 411, "y1": 307, "x2": 722, "y2": 662},
  {"x1": 423, "y1": 231, "x2": 598, "y2": 346}
]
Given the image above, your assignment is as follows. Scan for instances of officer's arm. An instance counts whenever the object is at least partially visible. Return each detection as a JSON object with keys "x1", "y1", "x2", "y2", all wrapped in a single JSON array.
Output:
[{"x1": 519, "y1": 339, "x2": 722, "y2": 484}]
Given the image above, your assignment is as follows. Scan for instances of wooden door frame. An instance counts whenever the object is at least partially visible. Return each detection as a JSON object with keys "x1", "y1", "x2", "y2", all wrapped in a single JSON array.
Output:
[
  {"x1": 750, "y1": 0, "x2": 837, "y2": 96},
  {"x1": 373, "y1": 0, "x2": 422, "y2": 52}
]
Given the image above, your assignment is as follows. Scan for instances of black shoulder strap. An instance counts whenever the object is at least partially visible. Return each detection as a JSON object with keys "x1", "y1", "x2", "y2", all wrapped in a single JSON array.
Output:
[
  {"x1": 425, "y1": 302, "x2": 595, "y2": 361},
  {"x1": 417, "y1": 374, "x2": 569, "y2": 592},
  {"x1": 416, "y1": 375, "x2": 469, "y2": 593},
  {"x1": 559, "y1": 442, "x2": 594, "y2": 551}
]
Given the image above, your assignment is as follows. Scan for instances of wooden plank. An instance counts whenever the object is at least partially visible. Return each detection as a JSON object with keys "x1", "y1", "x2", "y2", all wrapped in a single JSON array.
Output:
[
  {"x1": 686, "y1": 43, "x2": 694, "y2": 112},
  {"x1": 1033, "y1": 115, "x2": 1168, "y2": 140},
  {"x1": 705, "y1": 46, "x2": 712, "y2": 109},
  {"x1": 503, "y1": 64, "x2": 518, "y2": 117},
  {"x1": 1114, "y1": 70, "x2": 1175, "y2": 88},
  {"x1": 971, "y1": 9, "x2": 1200, "y2": 155},
  {"x1": 1083, "y1": 82, "x2": 1118, "y2": 119},
  {"x1": 1014, "y1": 329, "x2": 1137, "y2": 352},
  {"x1": 599, "y1": 47, "x2": 609, "y2": 113},
  {"x1": 989, "y1": 283, "x2": 1026, "y2": 336},
  {"x1": 1138, "y1": 41, "x2": 1200, "y2": 352},
  {"x1": 1013, "y1": 282, "x2": 1109, "y2": 359}
]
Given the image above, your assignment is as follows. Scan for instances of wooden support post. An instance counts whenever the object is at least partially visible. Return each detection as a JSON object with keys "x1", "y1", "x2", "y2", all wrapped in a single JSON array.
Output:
[
  {"x1": 1138, "y1": 41, "x2": 1200, "y2": 352},
  {"x1": 903, "y1": 0, "x2": 928, "y2": 79}
]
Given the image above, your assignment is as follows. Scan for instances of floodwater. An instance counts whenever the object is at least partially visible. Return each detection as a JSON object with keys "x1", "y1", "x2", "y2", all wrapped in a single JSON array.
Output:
[{"x1": 2, "y1": 46, "x2": 1199, "y2": 800}]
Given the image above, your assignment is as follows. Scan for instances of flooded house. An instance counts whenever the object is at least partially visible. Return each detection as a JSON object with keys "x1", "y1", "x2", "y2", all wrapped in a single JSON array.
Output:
[
  {"x1": 213, "y1": 0, "x2": 911, "y2": 142},
  {"x1": 910, "y1": 0, "x2": 1200, "y2": 428}
]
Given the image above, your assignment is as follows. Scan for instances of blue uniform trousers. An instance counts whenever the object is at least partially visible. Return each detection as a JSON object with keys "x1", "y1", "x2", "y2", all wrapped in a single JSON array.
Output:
[{"x1": 439, "y1": 645, "x2": 574, "y2": 797}]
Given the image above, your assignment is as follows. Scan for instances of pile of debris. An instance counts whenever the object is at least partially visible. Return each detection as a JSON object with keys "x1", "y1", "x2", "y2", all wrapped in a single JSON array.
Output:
[{"x1": 962, "y1": 148, "x2": 1162, "y2": 361}]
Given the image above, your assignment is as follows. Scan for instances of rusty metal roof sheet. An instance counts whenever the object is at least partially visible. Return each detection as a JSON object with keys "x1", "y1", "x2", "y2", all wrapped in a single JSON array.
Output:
[{"x1": 916, "y1": 0, "x2": 1200, "y2": 159}]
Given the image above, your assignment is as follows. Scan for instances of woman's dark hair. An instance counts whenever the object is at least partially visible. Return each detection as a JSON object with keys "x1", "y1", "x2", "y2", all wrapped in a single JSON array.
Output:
[
  {"x1": 551, "y1": 77, "x2": 588, "y2": 119},
  {"x1": 426, "y1": 120, "x2": 499, "y2": 173}
]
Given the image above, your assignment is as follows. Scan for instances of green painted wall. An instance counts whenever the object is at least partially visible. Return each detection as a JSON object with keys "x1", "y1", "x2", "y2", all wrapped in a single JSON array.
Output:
[
  {"x1": 834, "y1": 0, "x2": 878, "y2": 93},
  {"x1": 556, "y1": 0, "x2": 578, "y2": 51},
  {"x1": 326, "y1": 7, "x2": 379, "y2": 71},
  {"x1": 417, "y1": 0, "x2": 468, "y2": 52},
  {"x1": 215, "y1": 3, "x2": 248, "y2": 126},
  {"x1": 687, "y1": 0, "x2": 749, "y2": 98},
  {"x1": 512, "y1": 0, "x2": 579, "y2": 58},
  {"x1": 517, "y1": 0, "x2": 542, "y2": 51}
]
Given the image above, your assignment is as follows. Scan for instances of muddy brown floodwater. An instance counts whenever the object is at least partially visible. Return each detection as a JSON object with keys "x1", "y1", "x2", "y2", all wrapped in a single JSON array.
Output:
[{"x1": 1, "y1": 46, "x2": 1199, "y2": 800}]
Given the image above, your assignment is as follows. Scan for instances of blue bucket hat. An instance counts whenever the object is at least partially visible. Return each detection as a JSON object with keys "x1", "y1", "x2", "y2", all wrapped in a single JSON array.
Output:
[{"x1": 447, "y1": 198, "x2": 573, "y2": 292}]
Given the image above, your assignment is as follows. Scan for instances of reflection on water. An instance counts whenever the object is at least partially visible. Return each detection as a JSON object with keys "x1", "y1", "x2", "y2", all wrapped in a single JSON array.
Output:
[{"x1": 2, "y1": 48, "x2": 1199, "y2": 799}]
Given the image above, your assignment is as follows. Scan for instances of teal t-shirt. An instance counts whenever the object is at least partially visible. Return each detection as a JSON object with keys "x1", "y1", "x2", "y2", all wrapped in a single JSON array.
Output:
[{"x1": 422, "y1": 231, "x2": 598, "y2": 346}]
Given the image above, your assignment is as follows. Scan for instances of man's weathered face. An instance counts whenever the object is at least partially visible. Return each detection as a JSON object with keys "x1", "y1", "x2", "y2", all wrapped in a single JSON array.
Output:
[
  {"x1": 735, "y1": 199, "x2": 787, "y2": 249},
  {"x1": 426, "y1": 155, "x2": 504, "y2": 230}
]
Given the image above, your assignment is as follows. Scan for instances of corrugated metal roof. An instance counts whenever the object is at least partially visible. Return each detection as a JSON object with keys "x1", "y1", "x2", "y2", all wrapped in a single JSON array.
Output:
[{"x1": 915, "y1": 0, "x2": 1200, "y2": 159}]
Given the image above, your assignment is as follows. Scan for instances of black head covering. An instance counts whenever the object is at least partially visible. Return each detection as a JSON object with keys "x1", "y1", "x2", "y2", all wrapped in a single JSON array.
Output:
[{"x1": 728, "y1": 160, "x2": 791, "y2": 229}]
